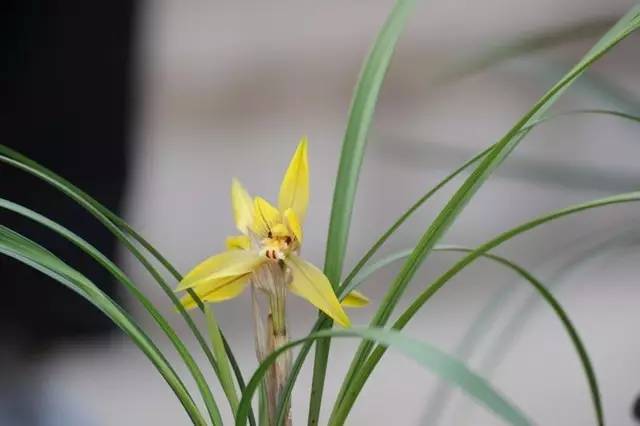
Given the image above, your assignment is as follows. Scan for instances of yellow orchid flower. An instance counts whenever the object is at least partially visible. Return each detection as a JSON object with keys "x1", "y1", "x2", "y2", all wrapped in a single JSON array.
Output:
[{"x1": 176, "y1": 137, "x2": 367, "y2": 327}]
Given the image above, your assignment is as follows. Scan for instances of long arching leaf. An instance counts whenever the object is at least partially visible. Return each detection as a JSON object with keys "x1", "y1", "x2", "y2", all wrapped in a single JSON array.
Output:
[
  {"x1": 443, "y1": 230, "x2": 640, "y2": 426},
  {"x1": 342, "y1": 246, "x2": 603, "y2": 425},
  {"x1": 332, "y1": 8, "x2": 640, "y2": 423},
  {"x1": 237, "y1": 328, "x2": 531, "y2": 426},
  {"x1": 343, "y1": 191, "x2": 640, "y2": 425},
  {"x1": 275, "y1": 105, "x2": 640, "y2": 424},
  {"x1": 0, "y1": 199, "x2": 224, "y2": 424},
  {"x1": 0, "y1": 145, "x2": 250, "y2": 423},
  {"x1": 310, "y1": 0, "x2": 418, "y2": 422},
  {"x1": 0, "y1": 226, "x2": 208, "y2": 426}
]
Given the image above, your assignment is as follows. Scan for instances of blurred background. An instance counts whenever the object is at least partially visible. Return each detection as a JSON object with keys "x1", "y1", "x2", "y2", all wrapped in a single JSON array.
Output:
[{"x1": 2, "y1": 0, "x2": 639, "y2": 425}]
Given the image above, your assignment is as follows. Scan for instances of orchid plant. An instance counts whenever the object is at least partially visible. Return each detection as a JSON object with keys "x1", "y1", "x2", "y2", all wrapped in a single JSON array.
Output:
[{"x1": 1, "y1": 1, "x2": 639, "y2": 425}]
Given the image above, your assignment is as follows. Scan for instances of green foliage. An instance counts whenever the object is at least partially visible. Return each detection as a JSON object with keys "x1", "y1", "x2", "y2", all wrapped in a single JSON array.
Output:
[
  {"x1": 329, "y1": 7, "x2": 640, "y2": 424},
  {"x1": 312, "y1": 0, "x2": 418, "y2": 422},
  {"x1": 237, "y1": 328, "x2": 532, "y2": 426},
  {"x1": 0, "y1": 226, "x2": 209, "y2": 425},
  {"x1": 0, "y1": 3, "x2": 638, "y2": 426}
]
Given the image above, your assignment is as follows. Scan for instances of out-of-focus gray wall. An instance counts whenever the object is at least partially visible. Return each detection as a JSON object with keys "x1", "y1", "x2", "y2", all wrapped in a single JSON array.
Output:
[{"x1": 40, "y1": 1, "x2": 640, "y2": 425}]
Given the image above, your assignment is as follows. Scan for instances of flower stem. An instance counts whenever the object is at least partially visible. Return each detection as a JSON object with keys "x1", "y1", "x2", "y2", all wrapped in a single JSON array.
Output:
[
  {"x1": 251, "y1": 262, "x2": 293, "y2": 425},
  {"x1": 266, "y1": 267, "x2": 292, "y2": 426}
]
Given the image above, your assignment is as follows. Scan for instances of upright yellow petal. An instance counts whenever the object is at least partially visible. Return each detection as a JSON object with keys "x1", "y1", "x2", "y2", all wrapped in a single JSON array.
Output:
[
  {"x1": 176, "y1": 250, "x2": 264, "y2": 291},
  {"x1": 251, "y1": 197, "x2": 281, "y2": 238},
  {"x1": 278, "y1": 137, "x2": 309, "y2": 223},
  {"x1": 226, "y1": 235, "x2": 251, "y2": 250},
  {"x1": 284, "y1": 208, "x2": 303, "y2": 243},
  {"x1": 285, "y1": 254, "x2": 350, "y2": 327},
  {"x1": 180, "y1": 274, "x2": 250, "y2": 310},
  {"x1": 231, "y1": 178, "x2": 254, "y2": 234},
  {"x1": 341, "y1": 290, "x2": 369, "y2": 308}
]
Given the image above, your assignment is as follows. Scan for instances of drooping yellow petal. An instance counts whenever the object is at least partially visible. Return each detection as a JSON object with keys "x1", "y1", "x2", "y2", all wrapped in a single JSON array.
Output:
[
  {"x1": 341, "y1": 290, "x2": 369, "y2": 308},
  {"x1": 285, "y1": 254, "x2": 350, "y2": 327},
  {"x1": 284, "y1": 208, "x2": 303, "y2": 243},
  {"x1": 180, "y1": 274, "x2": 250, "y2": 310},
  {"x1": 278, "y1": 137, "x2": 309, "y2": 223},
  {"x1": 226, "y1": 235, "x2": 251, "y2": 250},
  {"x1": 176, "y1": 250, "x2": 264, "y2": 291},
  {"x1": 251, "y1": 197, "x2": 281, "y2": 238},
  {"x1": 231, "y1": 178, "x2": 254, "y2": 234}
]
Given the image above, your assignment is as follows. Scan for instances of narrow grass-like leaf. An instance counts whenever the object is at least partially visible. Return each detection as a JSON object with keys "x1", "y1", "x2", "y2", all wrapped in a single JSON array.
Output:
[
  {"x1": 0, "y1": 227, "x2": 208, "y2": 426},
  {"x1": 238, "y1": 328, "x2": 531, "y2": 426},
  {"x1": 259, "y1": 383, "x2": 269, "y2": 426},
  {"x1": 332, "y1": 9, "x2": 640, "y2": 422},
  {"x1": 433, "y1": 16, "x2": 617, "y2": 85},
  {"x1": 275, "y1": 107, "x2": 640, "y2": 425},
  {"x1": 310, "y1": 0, "x2": 418, "y2": 422},
  {"x1": 421, "y1": 232, "x2": 625, "y2": 426},
  {"x1": 206, "y1": 304, "x2": 240, "y2": 413},
  {"x1": 446, "y1": 231, "x2": 639, "y2": 426},
  {"x1": 432, "y1": 16, "x2": 640, "y2": 114},
  {"x1": 334, "y1": 244, "x2": 602, "y2": 425},
  {"x1": 441, "y1": 247, "x2": 603, "y2": 425},
  {"x1": 531, "y1": 108, "x2": 640, "y2": 127},
  {"x1": 323, "y1": 0, "x2": 418, "y2": 283},
  {"x1": 0, "y1": 199, "x2": 224, "y2": 424},
  {"x1": 0, "y1": 145, "x2": 254, "y2": 424},
  {"x1": 339, "y1": 191, "x2": 640, "y2": 424},
  {"x1": 448, "y1": 247, "x2": 603, "y2": 424},
  {"x1": 94, "y1": 191, "x2": 251, "y2": 421}
]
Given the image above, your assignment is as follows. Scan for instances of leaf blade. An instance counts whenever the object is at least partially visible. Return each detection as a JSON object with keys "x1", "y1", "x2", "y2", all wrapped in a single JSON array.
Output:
[
  {"x1": 345, "y1": 192, "x2": 640, "y2": 425},
  {"x1": 0, "y1": 199, "x2": 224, "y2": 424},
  {"x1": 332, "y1": 8, "x2": 640, "y2": 422},
  {"x1": 0, "y1": 227, "x2": 208, "y2": 426},
  {"x1": 310, "y1": 0, "x2": 418, "y2": 422},
  {"x1": 238, "y1": 328, "x2": 531, "y2": 426}
]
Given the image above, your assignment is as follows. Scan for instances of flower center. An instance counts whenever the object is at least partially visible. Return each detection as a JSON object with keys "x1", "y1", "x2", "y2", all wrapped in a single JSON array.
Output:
[{"x1": 260, "y1": 226, "x2": 296, "y2": 261}]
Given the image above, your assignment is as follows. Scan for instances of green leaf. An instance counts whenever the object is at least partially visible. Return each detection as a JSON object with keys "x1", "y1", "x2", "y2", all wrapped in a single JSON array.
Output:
[
  {"x1": 433, "y1": 16, "x2": 616, "y2": 85},
  {"x1": 340, "y1": 107, "x2": 639, "y2": 299},
  {"x1": 276, "y1": 105, "x2": 640, "y2": 425},
  {"x1": 432, "y1": 16, "x2": 640, "y2": 113},
  {"x1": 332, "y1": 8, "x2": 640, "y2": 423},
  {"x1": 0, "y1": 226, "x2": 208, "y2": 426},
  {"x1": 237, "y1": 328, "x2": 531, "y2": 426},
  {"x1": 323, "y1": 0, "x2": 418, "y2": 284},
  {"x1": 205, "y1": 304, "x2": 240, "y2": 413},
  {"x1": 343, "y1": 245, "x2": 603, "y2": 425},
  {"x1": 343, "y1": 191, "x2": 640, "y2": 425},
  {"x1": 310, "y1": 0, "x2": 418, "y2": 422},
  {"x1": 0, "y1": 199, "x2": 224, "y2": 424},
  {"x1": 0, "y1": 145, "x2": 254, "y2": 424},
  {"x1": 440, "y1": 230, "x2": 638, "y2": 425}
]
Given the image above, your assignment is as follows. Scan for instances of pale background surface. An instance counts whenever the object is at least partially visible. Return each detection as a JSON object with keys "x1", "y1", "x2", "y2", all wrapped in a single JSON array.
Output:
[{"x1": 38, "y1": 1, "x2": 640, "y2": 425}]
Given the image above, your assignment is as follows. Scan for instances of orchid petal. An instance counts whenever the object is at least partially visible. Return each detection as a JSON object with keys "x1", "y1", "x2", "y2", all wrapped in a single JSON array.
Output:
[
  {"x1": 231, "y1": 178, "x2": 254, "y2": 234},
  {"x1": 180, "y1": 274, "x2": 250, "y2": 310},
  {"x1": 226, "y1": 235, "x2": 251, "y2": 251},
  {"x1": 278, "y1": 137, "x2": 309, "y2": 224},
  {"x1": 284, "y1": 208, "x2": 303, "y2": 243},
  {"x1": 251, "y1": 197, "x2": 281, "y2": 238},
  {"x1": 341, "y1": 290, "x2": 370, "y2": 308},
  {"x1": 176, "y1": 250, "x2": 264, "y2": 291},
  {"x1": 285, "y1": 254, "x2": 350, "y2": 327}
]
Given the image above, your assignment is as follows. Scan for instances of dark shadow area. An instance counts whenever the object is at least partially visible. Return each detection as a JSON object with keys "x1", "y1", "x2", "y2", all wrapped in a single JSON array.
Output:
[{"x1": 1, "y1": 1, "x2": 138, "y2": 424}]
